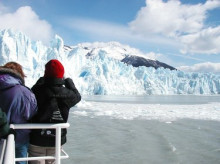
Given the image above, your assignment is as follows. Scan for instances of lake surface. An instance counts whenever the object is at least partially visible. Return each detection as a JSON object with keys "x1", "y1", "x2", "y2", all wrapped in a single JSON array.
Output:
[{"x1": 63, "y1": 95, "x2": 220, "y2": 164}]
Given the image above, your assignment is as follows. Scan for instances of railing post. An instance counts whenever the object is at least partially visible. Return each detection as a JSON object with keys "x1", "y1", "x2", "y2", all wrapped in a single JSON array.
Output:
[
  {"x1": 55, "y1": 127, "x2": 61, "y2": 164},
  {"x1": 4, "y1": 134, "x2": 15, "y2": 164}
]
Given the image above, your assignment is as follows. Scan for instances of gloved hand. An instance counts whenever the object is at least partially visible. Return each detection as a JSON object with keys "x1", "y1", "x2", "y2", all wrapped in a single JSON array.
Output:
[
  {"x1": 1, "y1": 128, "x2": 16, "y2": 139},
  {"x1": 9, "y1": 128, "x2": 16, "y2": 138}
]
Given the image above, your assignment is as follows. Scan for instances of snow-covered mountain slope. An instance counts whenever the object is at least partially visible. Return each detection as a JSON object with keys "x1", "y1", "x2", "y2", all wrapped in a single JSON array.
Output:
[
  {"x1": 0, "y1": 29, "x2": 219, "y2": 95},
  {"x1": 64, "y1": 42, "x2": 149, "y2": 61},
  {"x1": 64, "y1": 42, "x2": 176, "y2": 70}
]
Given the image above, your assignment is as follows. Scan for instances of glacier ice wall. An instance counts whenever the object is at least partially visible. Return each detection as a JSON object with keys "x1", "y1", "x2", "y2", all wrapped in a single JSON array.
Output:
[{"x1": 0, "y1": 29, "x2": 219, "y2": 95}]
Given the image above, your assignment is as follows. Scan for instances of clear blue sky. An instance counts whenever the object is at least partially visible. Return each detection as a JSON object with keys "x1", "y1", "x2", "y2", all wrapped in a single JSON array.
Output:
[{"x1": 0, "y1": 0, "x2": 220, "y2": 73}]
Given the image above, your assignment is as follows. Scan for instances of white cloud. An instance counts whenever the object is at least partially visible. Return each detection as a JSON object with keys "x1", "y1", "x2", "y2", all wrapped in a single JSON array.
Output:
[
  {"x1": 180, "y1": 26, "x2": 220, "y2": 54},
  {"x1": 0, "y1": 3, "x2": 9, "y2": 14},
  {"x1": 129, "y1": 0, "x2": 208, "y2": 36},
  {"x1": 0, "y1": 3, "x2": 53, "y2": 44},
  {"x1": 204, "y1": 0, "x2": 220, "y2": 9},
  {"x1": 65, "y1": 17, "x2": 180, "y2": 47},
  {"x1": 66, "y1": 17, "x2": 132, "y2": 40},
  {"x1": 145, "y1": 52, "x2": 162, "y2": 60},
  {"x1": 129, "y1": 0, "x2": 220, "y2": 54},
  {"x1": 178, "y1": 62, "x2": 220, "y2": 73}
]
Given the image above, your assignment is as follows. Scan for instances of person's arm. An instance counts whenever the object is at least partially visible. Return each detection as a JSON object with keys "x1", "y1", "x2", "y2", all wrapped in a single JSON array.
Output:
[
  {"x1": 64, "y1": 78, "x2": 81, "y2": 107},
  {"x1": 22, "y1": 89, "x2": 38, "y2": 121},
  {"x1": 0, "y1": 109, "x2": 10, "y2": 138}
]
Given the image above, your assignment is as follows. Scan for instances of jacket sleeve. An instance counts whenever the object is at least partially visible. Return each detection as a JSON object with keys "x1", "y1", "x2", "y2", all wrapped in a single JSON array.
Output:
[
  {"x1": 0, "y1": 108, "x2": 10, "y2": 138},
  {"x1": 64, "y1": 78, "x2": 81, "y2": 108},
  {"x1": 23, "y1": 88, "x2": 38, "y2": 121}
]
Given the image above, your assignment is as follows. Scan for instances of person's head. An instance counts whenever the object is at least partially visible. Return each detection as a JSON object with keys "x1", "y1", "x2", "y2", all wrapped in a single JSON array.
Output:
[
  {"x1": 3, "y1": 62, "x2": 26, "y2": 80},
  {"x1": 44, "y1": 59, "x2": 64, "y2": 78}
]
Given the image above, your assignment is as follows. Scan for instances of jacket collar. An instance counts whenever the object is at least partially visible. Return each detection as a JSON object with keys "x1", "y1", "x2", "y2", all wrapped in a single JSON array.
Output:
[
  {"x1": 43, "y1": 77, "x2": 65, "y2": 86},
  {"x1": 0, "y1": 68, "x2": 24, "y2": 85}
]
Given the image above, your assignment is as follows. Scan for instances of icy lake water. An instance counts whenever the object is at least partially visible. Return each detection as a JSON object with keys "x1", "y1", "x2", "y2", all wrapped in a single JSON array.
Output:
[{"x1": 63, "y1": 95, "x2": 220, "y2": 164}]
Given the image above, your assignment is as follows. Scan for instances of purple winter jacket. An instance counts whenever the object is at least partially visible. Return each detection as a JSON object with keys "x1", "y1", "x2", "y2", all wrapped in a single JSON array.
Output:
[{"x1": 0, "y1": 68, "x2": 37, "y2": 144}]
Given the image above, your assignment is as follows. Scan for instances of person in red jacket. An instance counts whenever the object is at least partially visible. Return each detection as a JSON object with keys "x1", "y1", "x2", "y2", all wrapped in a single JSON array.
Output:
[{"x1": 29, "y1": 59, "x2": 81, "y2": 164}]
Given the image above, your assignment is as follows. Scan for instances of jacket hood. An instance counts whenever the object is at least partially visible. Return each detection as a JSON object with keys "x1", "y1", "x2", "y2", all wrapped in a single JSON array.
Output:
[{"x1": 0, "y1": 68, "x2": 24, "y2": 90}]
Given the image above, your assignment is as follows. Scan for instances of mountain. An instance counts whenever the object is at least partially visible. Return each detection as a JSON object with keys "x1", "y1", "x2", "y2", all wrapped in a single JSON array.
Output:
[
  {"x1": 0, "y1": 29, "x2": 220, "y2": 95},
  {"x1": 64, "y1": 43, "x2": 176, "y2": 70},
  {"x1": 121, "y1": 56, "x2": 176, "y2": 70}
]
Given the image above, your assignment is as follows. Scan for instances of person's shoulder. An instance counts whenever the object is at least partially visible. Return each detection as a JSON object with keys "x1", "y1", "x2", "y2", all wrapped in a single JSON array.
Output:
[
  {"x1": 19, "y1": 86, "x2": 38, "y2": 106},
  {"x1": 16, "y1": 84, "x2": 35, "y2": 98},
  {"x1": 32, "y1": 77, "x2": 45, "y2": 87},
  {"x1": 36, "y1": 77, "x2": 45, "y2": 84}
]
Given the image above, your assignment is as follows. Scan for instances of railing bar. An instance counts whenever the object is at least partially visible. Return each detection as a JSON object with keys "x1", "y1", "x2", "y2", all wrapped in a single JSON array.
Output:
[
  {"x1": 15, "y1": 154, "x2": 69, "y2": 161},
  {"x1": 11, "y1": 123, "x2": 70, "y2": 130},
  {"x1": 15, "y1": 156, "x2": 55, "y2": 161},
  {"x1": 4, "y1": 123, "x2": 70, "y2": 164},
  {"x1": 61, "y1": 149, "x2": 69, "y2": 159},
  {"x1": 0, "y1": 139, "x2": 7, "y2": 163},
  {"x1": 3, "y1": 134, "x2": 15, "y2": 164},
  {"x1": 55, "y1": 127, "x2": 61, "y2": 164}
]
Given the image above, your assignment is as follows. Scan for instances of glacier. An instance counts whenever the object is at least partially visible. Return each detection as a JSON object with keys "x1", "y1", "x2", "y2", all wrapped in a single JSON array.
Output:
[{"x1": 0, "y1": 29, "x2": 220, "y2": 95}]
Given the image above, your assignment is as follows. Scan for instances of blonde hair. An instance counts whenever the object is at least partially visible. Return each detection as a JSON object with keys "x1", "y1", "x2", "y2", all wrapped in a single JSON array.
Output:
[{"x1": 3, "y1": 62, "x2": 26, "y2": 79}]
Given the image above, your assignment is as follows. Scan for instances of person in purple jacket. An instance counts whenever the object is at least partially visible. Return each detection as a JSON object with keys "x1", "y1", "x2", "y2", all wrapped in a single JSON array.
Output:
[{"x1": 0, "y1": 62, "x2": 37, "y2": 164}]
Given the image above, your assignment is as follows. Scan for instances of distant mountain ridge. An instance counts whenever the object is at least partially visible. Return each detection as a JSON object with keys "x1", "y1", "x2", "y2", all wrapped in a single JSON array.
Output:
[
  {"x1": 121, "y1": 56, "x2": 176, "y2": 70},
  {"x1": 64, "y1": 42, "x2": 176, "y2": 70}
]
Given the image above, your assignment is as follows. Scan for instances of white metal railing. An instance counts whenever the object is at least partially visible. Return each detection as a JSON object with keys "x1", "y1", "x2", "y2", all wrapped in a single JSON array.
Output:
[
  {"x1": 3, "y1": 123, "x2": 70, "y2": 164},
  {"x1": 0, "y1": 139, "x2": 7, "y2": 163}
]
